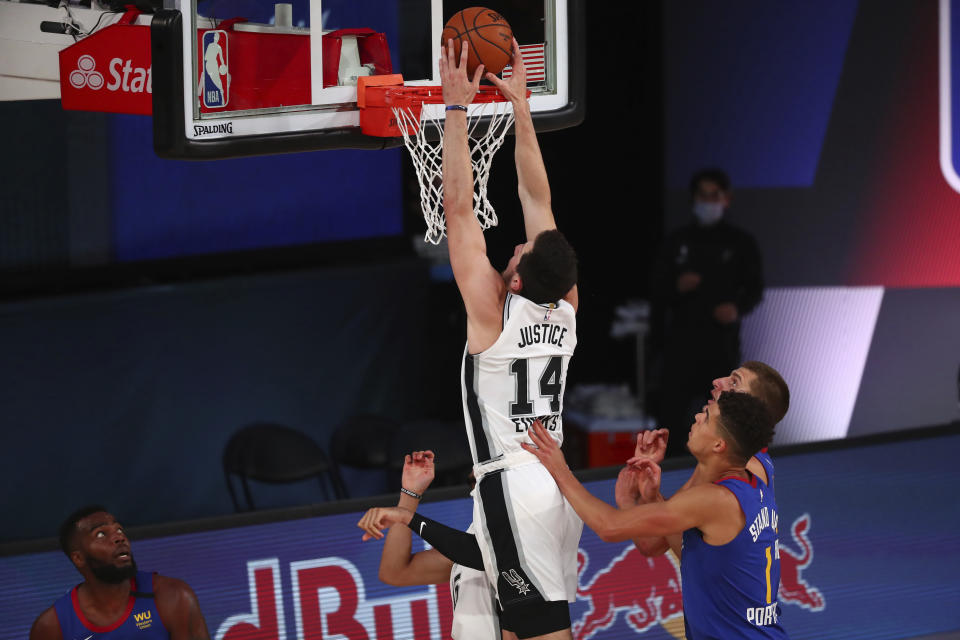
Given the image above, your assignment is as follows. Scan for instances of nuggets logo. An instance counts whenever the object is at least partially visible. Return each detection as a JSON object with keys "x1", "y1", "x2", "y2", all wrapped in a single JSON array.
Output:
[
  {"x1": 201, "y1": 30, "x2": 229, "y2": 108},
  {"x1": 133, "y1": 610, "x2": 153, "y2": 630}
]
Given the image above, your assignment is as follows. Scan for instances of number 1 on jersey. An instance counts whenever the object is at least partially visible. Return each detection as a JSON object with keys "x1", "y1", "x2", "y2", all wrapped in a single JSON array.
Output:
[{"x1": 509, "y1": 356, "x2": 562, "y2": 416}]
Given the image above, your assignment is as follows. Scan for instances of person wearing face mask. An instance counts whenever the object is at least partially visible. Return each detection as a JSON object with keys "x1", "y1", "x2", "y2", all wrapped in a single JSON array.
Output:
[{"x1": 650, "y1": 168, "x2": 764, "y2": 458}]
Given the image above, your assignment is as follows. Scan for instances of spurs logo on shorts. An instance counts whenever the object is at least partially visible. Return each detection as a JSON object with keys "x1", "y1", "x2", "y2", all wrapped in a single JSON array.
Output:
[{"x1": 502, "y1": 569, "x2": 531, "y2": 595}]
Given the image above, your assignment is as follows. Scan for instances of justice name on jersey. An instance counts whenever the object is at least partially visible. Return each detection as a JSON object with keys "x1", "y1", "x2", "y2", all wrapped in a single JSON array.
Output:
[{"x1": 517, "y1": 322, "x2": 569, "y2": 349}]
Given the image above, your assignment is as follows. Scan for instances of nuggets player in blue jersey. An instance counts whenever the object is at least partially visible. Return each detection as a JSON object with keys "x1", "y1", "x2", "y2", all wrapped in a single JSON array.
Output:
[
  {"x1": 620, "y1": 361, "x2": 789, "y2": 557},
  {"x1": 524, "y1": 391, "x2": 789, "y2": 639},
  {"x1": 29, "y1": 506, "x2": 210, "y2": 640}
]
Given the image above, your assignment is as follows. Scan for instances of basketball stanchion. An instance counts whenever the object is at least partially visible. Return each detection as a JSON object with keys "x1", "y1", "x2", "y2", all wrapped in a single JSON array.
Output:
[{"x1": 358, "y1": 75, "x2": 526, "y2": 244}]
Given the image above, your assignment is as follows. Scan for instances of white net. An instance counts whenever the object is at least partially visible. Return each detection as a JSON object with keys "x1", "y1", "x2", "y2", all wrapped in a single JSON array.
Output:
[{"x1": 393, "y1": 101, "x2": 515, "y2": 244}]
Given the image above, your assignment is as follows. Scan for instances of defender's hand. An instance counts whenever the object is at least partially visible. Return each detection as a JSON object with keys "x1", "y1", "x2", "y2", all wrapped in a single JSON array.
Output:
[
  {"x1": 402, "y1": 450, "x2": 435, "y2": 496},
  {"x1": 631, "y1": 428, "x2": 669, "y2": 465},
  {"x1": 615, "y1": 465, "x2": 642, "y2": 508},
  {"x1": 633, "y1": 459, "x2": 662, "y2": 503},
  {"x1": 521, "y1": 419, "x2": 568, "y2": 478},
  {"x1": 357, "y1": 506, "x2": 413, "y2": 541}
]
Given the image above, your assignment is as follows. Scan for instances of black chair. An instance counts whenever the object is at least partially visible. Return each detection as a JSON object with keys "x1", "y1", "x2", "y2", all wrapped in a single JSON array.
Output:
[
  {"x1": 329, "y1": 413, "x2": 398, "y2": 497},
  {"x1": 387, "y1": 420, "x2": 474, "y2": 489},
  {"x1": 223, "y1": 422, "x2": 346, "y2": 512}
]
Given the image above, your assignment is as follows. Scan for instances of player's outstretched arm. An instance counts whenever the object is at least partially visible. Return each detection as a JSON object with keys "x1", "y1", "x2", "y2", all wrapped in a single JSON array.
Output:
[
  {"x1": 485, "y1": 38, "x2": 554, "y2": 241},
  {"x1": 440, "y1": 40, "x2": 507, "y2": 346},
  {"x1": 523, "y1": 420, "x2": 708, "y2": 543},
  {"x1": 358, "y1": 506, "x2": 485, "y2": 571},
  {"x1": 154, "y1": 576, "x2": 211, "y2": 640},
  {"x1": 377, "y1": 451, "x2": 455, "y2": 586},
  {"x1": 359, "y1": 452, "x2": 484, "y2": 572}
]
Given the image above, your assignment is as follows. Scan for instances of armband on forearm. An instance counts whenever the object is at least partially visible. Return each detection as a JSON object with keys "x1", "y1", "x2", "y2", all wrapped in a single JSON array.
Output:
[{"x1": 407, "y1": 513, "x2": 484, "y2": 571}]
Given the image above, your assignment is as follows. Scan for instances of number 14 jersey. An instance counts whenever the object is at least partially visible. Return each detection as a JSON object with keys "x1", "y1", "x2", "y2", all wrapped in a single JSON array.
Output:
[{"x1": 461, "y1": 293, "x2": 577, "y2": 466}]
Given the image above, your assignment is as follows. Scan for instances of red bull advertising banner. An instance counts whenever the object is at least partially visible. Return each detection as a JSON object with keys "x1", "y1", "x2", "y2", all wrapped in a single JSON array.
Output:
[{"x1": 2, "y1": 432, "x2": 959, "y2": 639}]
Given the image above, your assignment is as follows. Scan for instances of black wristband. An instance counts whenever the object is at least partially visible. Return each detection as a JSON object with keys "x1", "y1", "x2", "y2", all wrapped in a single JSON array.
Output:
[
  {"x1": 400, "y1": 487, "x2": 422, "y2": 499},
  {"x1": 445, "y1": 104, "x2": 468, "y2": 112}
]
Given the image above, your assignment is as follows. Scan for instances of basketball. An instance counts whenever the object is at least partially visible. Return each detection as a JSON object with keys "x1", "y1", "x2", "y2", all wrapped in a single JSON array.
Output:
[
  {"x1": 219, "y1": 64, "x2": 227, "y2": 75},
  {"x1": 441, "y1": 7, "x2": 513, "y2": 76}
]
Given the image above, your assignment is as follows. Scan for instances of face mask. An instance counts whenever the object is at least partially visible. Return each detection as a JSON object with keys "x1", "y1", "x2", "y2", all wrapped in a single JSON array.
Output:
[{"x1": 693, "y1": 201, "x2": 724, "y2": 225}]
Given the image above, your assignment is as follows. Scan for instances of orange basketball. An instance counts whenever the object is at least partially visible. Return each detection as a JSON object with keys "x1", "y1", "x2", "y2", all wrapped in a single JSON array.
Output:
[{"x1": 441, "y1": 7, "x2": 513, "y2": 76}]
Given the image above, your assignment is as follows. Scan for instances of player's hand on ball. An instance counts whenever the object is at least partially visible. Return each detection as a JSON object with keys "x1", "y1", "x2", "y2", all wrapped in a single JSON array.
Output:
[
  {"x1": 485, "y1": 39, "x2": 526, "y2": 104},
  {"x1": 402, "y1": 450, "x2": 435, "y2": 495},
  {"x1": 357, "y1": 506, "x2": 413, "y2": 541},
  {"x1": 439, "y1": 39, "x2": 483, "y2": 107}
]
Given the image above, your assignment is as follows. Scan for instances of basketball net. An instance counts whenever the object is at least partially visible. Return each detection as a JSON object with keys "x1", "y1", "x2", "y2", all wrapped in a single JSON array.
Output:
[{"x1": 392, "y1": 100, "x2": 515, "y2": 244}]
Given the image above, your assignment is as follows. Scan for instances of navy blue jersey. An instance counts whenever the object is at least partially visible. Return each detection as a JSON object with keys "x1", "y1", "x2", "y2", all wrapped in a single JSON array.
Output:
[
  {"x1": 681, "y1": 472, "x2": 789, "y2": 639},
  {"x1": 754, "y1": 448, "x2": 775, "y2": 491},
  {"x1": 53, "y1": 571, "x2": 169, "y2": 640}
]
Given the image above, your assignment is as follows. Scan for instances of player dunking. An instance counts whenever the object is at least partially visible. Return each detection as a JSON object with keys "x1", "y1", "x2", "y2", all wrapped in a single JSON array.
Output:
[
  {"x1": 441, "y1": 38, "x2": 580, "y2": 639},
  {"x1": 358, "y1": 38, "x2": 580, "y2": 640}
]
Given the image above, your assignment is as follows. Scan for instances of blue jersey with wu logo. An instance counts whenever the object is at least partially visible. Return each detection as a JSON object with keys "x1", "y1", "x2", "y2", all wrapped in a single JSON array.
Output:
[
  {"x1": 53, "y1": 571, "x2": 169, "y2": 640},
  {"x1": 681, "y1": 457, "x2": 789, "y2": 640}
]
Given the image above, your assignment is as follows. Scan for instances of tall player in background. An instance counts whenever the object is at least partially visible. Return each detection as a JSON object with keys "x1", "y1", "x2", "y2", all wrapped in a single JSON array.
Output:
[
  {"x1": 620, "y1": 361, "x2": 789, "y2": 557},
  {"x1": 525, "y1": 392, "x2": 790, "y2": 639},
  {"x1": 439, "y1": 38, "x2": 581, "y2": 639},
  {"x1": 29, "y1": 506, "x2": 210, "y2": 640}
]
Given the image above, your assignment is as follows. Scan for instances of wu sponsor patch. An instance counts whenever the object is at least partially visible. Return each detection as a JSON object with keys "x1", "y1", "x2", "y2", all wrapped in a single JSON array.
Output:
[{"x1": 133, "y1": 610, "x2": 153, "y2": 630}]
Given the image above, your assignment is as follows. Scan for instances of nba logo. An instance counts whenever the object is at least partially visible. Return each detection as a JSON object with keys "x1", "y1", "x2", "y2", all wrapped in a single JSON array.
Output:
[{"x1": 202, "y1": 30, "x2": 229, "y2": 108}]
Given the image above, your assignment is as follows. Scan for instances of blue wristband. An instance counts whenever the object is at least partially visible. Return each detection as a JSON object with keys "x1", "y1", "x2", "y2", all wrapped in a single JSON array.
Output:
[{"x1": 445, "y1": 105, "x2": 468, "y2": 112}]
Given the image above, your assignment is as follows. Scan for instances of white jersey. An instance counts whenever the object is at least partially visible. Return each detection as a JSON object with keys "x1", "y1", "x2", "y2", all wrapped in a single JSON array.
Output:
[
  {"x1": 461, "y1": 292, "x2": 577, "y2": 467},
  {"x1": 450, "y1": 521, "x2": 500, "y2": 639},
  {"x1": 449, "y1": 563, "x2": 500, "y2": 639}
]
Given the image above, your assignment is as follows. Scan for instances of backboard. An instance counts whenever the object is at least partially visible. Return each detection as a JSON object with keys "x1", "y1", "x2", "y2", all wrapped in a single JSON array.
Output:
[{"x1": 151, "y1": 0, "x2": 585, "y2": 159}]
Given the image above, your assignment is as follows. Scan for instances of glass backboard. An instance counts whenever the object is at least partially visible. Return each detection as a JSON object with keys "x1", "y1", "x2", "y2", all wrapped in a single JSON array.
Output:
[{"x1": 151, "y1": 0, "x2": 585, "y2": 158}]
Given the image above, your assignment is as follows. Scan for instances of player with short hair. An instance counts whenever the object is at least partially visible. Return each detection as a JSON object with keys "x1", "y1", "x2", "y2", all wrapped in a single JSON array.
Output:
[
  {"x1": 621, "y1": 360, "x2": 790, "y2": 557},
  {"x1": 439, "y1": 37, "x2": 581, "y2": 639},
  {"x1": 29, "y1": 506, "x2": 210, "y2": 640},
  {"x1": 524, "y1": 392, "x2": 790, "y2": 639}
]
